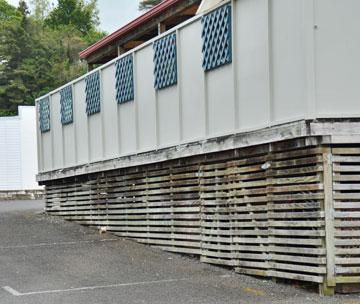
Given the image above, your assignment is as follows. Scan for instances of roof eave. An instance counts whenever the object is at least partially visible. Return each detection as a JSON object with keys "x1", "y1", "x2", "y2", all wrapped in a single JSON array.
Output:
[{"x1": 79, "y1": 0, "x2": 183, "y2": 59}]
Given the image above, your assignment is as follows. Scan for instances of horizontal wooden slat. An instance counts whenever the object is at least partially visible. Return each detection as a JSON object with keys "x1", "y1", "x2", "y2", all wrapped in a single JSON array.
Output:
[{"x1": 45, "y1": 143, "x2": 331, "y2": 288}]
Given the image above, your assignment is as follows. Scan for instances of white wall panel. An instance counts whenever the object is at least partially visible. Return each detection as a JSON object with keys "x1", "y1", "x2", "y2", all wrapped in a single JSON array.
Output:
[
  {"x1": 157, "y1": 85, "x2": 180, "y2": 147},
  {"x1": 179, "y1": 22, "x2": 206, "y2": 142},
  {"x1": 102, "y1": 64, "x2": 119, "y2": 158},
  {"x1": 50, "y1": 93, "x2": 63, "y2": 169},
  {"x1": 63, "y1": 122, "x2": 76, "y2": 168},
  {"x1": 207, "y1": 64, "x2": 235, "y2": 136},
  {"x1": 42, "y1": 127, "x2": 53, "y2": 172},
  {"x1": 73, "y1": 80, "x2": 89, "y2": 164},
  {"x1": 236, "y1": 0, "x2": 270, "y2": 130},
  {"x1": 135, "y1": 47, "x2": 157, "y2": 151},
  {"x1": 119, "y1": 102, "x2": 137, "y2": 155},
  {"x1": 88, "y1": 112, "x2": 103, "y2": 162},
  {"x1": 270, "y1": 0, "x2": 307, "y2": 123},
  {"x1": 59, "y1": 86, "x2": 77, "y2": 168},
  {"x1": 19, "y1": 107, "x2": 41, "y2": 189},
  {"x1": 314, "y1": 0, "x2": 360, "y2": 117}
]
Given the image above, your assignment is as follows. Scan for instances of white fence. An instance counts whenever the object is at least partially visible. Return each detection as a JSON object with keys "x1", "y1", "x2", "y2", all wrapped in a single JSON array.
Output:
[{"x1": 36, "y1": 0, "x2": 360, "y2": 174}]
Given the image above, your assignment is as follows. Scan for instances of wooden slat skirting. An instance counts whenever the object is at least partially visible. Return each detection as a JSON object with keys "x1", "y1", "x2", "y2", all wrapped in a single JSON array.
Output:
[{"x1": 43, "y1": 138, "x2": 360, "y2": 294}]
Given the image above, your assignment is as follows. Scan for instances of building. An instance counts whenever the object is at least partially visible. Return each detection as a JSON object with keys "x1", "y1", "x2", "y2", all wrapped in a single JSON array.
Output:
[
  {"x1": 36, "y1": 0, "x2": 360, "y2": 295},
  {"x1": 0, "y1": 106, "x2": 42, "y2": 199}
]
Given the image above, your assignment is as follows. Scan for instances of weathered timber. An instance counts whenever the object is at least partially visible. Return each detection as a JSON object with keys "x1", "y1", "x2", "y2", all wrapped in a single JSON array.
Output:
[{"x1": 43, "y1": 139, "x2": 360, "y2": 294}]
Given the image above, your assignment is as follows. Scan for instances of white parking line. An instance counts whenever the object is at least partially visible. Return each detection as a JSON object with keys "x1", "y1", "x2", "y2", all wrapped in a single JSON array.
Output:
[
  {"x1": 3, "y1": 286, "x2": 22, "y2": 296},
  {"x1": 3, "y1": 279, "x2": 183, "y2": 296},
  {"x1": 2, "y1": 275, "x2": 232, "y2": 297},
  {"x1": 0, "y1": 238, "x2": 118, "y2": 250}
]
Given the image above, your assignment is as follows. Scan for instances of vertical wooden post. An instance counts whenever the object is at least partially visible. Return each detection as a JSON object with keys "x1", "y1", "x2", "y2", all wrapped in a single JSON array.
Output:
[
  {"x1": 87, "y1": 63, "x2": 94, "y2": 72},
  {"x1": 322, "y1": 147, "x2": 336, "y2": 295},
  {"x1": 145, "y1": 169, "x2": 150, "y2": 243},
  {"x1": 158, "y1": 22, "x2": 166, "y2": 35},
  {"x1": 266, "y1": 145, "x2": 273, "y2": 278},
  {"x1": 117, "y1": 46, "x2": 126, "y2": 56},
  {"x1": 170, "y1": 165, "x2": 175, "y2": 250},
  {"x1": 198, "y1": 164, "x2": 204, "y2": 261}
]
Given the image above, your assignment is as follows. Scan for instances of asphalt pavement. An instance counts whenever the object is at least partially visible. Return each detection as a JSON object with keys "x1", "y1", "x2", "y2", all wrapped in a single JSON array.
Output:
[{"x1": 0, "y1": 200, "x2": 359, "y2": 304}]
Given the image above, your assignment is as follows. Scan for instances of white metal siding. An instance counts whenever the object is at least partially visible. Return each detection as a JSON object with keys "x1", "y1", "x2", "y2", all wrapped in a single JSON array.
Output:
[
  {"x1": 0, "y1": 107, "x2": 41, "y2": 190},
  {"x1": 19, "y1": 107, "x2": 42, "y2": 190},
  {"x1": 0, "y1": 118, "x2": 21, "y2": 190}
]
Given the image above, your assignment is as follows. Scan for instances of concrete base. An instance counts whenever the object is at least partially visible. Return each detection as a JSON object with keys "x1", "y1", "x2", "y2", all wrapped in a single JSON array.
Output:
[{"x1": 0, "y1": 190, "x2": 44, "y2": 201}]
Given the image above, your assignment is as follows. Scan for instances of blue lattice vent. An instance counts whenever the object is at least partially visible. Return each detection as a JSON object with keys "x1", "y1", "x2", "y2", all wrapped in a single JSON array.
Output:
[
  {"x1": 85, "y1": 71, "x2": 101, "y2": 115},
  {"x1": 115, "y1": 54, "x2": 134, "y2": 103},
  {"x1": 39, "y1": 96, "x2": 50, "y2": 133},
  {"x1": 153, "y1": 33, "x2": 177, "y2": 90},
  {"x1": 60, "y1": 85, "x2": 73, "y2": 124},
  {"x1": 202, "y1": 4, "x2": 232, "y2": 71}
]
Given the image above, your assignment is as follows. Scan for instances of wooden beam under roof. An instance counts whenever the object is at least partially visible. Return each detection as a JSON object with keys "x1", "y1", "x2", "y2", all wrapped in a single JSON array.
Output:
[{"x1": 85, "y1": 0, "x2": 201, "y2": 65}]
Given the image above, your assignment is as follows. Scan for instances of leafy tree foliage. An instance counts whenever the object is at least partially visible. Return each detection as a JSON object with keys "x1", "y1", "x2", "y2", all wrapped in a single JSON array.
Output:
[
  {"x1": 45, "y1": 0, "x2": 100, "y2": 38},
  {"x1": 139, "y1": 0, "x2": 162, "y2": 11},
  {"x1": 0, "y1": 0, "x2": 105, "y2": 116},
  {"x1": 30, "y1": 0, "x2": 51, "y2": 20},
  {"x1": 0, "y1": 0, "x2": 21, "y2": 21}
]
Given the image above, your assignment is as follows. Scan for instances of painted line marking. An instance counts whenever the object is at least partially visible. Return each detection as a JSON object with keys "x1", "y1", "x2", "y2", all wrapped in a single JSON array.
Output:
[
  {"x1": 2, "y1": 274, "x2": 232, "y2": 297},
  {"x1": 2, "y1": 279, "x2": 186, "y2": 297},
  {"x1": 3, "y1": 286, "x2": 22, "y2": 296},
  {"x1": 0, "y1": 238, "x2": 118, "y2": 250}
]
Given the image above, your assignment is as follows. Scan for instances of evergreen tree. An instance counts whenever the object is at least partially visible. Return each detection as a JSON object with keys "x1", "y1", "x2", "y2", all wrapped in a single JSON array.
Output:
[
  {"x1": 17, "y1": 0, "x2": 30, "y2": 17},
  {"x1": 0, "y1": 0, "x2": 105, "y2": 116}
]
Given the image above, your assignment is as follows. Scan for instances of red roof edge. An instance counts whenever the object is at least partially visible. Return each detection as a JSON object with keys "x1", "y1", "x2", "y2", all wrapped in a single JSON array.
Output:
[{"x1": 79, "y1": 0, "x2": 183, "y2": 59}]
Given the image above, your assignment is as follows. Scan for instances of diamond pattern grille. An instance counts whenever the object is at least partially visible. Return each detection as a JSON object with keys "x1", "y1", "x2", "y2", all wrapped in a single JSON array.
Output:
[
  {"x1": 85, "y1": 71, "x2": 101, "y2": 115},
  {"x1": 115, "y1": 55, "x2": 134, "y2": 103},
  {"x1": 153, "y1": 33, "x2": 177, "y2": 90},
  {"x1": 60, "y1": 85, "x2": 73, "y2": 124},
  {"x1": 39, "y1": 96, "x2": 50, "y2": 133},
  {"x1": 202, "y1": 4, "x2": 232, "y2": 71}
]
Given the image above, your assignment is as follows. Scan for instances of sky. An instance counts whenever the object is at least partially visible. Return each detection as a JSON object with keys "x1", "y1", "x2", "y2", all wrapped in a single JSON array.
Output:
[{"x1": 5, "y1": 0, "x2": 141, "y2": 34}]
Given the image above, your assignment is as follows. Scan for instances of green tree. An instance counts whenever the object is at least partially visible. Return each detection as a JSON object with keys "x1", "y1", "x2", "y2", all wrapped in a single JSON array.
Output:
[
  {"x1": 0, "y1": 0, "x2": 105, "y2": 115},
  {"x1": 30, "y1": 0, "x2": 51, "y2": 20},
  {"x1": 0, "y1": 0, "x2": 21, "y2": 21},
  {"x1": 45, "y1": 0, "x2": 99, "y2": 36},
  {"x1": 0, "y1": 1, "x2": 30, "y2": 113},
  {"x1": 17, "y1": 0, "x2": 30, "y2": 17},
  {"x1": 139, "y1": 0, "x2": 162, "y2": 11}
]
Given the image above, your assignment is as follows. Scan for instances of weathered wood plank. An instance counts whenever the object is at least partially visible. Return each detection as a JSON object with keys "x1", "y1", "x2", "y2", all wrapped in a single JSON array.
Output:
[
  {"x1": 323, "y1": 148, "x2": 336, "y2": 287},
  {"x1": 44, "y1": 142, "x2": 341, "y2": 290}
]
